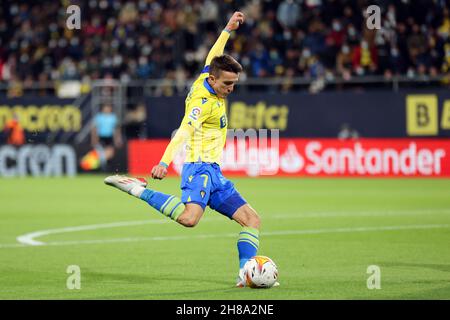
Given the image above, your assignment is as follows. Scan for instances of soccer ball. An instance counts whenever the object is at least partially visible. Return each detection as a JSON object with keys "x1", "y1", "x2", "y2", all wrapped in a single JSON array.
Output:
[{"x1": 243, "y1": 256, "x2": 278, "y2": 288}]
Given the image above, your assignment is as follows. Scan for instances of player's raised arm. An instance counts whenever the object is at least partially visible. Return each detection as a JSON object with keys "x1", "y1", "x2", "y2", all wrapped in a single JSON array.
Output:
[{"x1": 204, "y1": 11, "x2": 245, "y2": 67}]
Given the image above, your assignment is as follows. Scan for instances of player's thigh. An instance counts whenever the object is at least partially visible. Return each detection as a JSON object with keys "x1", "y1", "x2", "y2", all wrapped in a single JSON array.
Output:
[
  {"x1": 181, "y1": 172, "x2": 212, "y2": 210},
  {"x1": 210, "y1": 183, "x2": 249, "y2": 221},
  {"x1": 232, "y1": 204, "x2": 261, "y2": 229}
]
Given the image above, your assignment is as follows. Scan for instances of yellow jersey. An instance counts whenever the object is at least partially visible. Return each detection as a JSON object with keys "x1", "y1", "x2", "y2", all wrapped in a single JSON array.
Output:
[
  {"x1": 160, "y1": 30, "x2": 231, "y2": 167},
  {"x1": 181, "y1": 70, "x2": 228, "y2": 164}
]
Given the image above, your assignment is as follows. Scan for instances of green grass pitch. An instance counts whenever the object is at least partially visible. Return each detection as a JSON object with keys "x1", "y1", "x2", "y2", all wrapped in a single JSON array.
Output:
[{"x1": 0, "y1": 176, "x2": 449, "y2": 299}]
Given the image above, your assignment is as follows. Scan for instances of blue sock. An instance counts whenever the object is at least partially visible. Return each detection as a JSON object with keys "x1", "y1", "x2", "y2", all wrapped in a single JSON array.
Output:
[
  {"x1": 237, "y1": 227, "x2": 260, "y2": 269},
  {"x1": 140, "y1": 189, "x2": 185, "y2": 221}
]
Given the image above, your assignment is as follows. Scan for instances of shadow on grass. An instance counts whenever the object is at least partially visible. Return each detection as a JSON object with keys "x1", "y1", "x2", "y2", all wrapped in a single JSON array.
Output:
[
  {"x1": 379, "y1": 262, "x2": 450, "y2": 273},
  {"x1": 82, "y1": 271, "x2": 239, "y2": 299}
]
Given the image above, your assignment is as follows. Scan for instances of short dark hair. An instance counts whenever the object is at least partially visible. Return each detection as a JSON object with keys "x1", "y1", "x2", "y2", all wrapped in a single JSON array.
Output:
[{"x1": 209, "y1": 54, "x2": 243, "y2": 77}]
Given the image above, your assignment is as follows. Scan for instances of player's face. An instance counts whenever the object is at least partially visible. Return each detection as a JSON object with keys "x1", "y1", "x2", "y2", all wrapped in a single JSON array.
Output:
[{"x1": 210, "y1": 71, "x2": 240, "y2": 98}]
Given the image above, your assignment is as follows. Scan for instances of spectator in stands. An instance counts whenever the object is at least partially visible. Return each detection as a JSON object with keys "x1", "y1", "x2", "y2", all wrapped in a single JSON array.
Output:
[
  {"x1": 7, "y1": 74, "x2": 23, "y2": 98},
  {"x1": 352, "y1": 40, "x2": 378, "y2": 76},
  {"x1": 249, "y1": 42, "x2": 270, "y2": 77},
  {"x1": 438, "y1": 8, "x2": 450, "y2": 38},
  {"x1": 4, "y1": 113, "x2": 25, "y2": 146},
  {"x1": 387, "y1": 45, "x2": 407, "y2": 75},
  {"x1": 124, "y1": 102, "x2": 147, "y2": 139},
  {"x1": 0, "y1": 0, "x2": 449, "y2": 94},
  {"x1": 407, "y1": 24, "x2": 428, "y2": 69},
  {"x1": 276, "y1": 0, "x2": 301, "y2": 29},
  {"x1": 442, "y1": 43, "x2": 450, "y2": 73},
  {"x1": 303, "y1": 20, "x2": 326, "y2": 56},
  {"x1": 324, "y1": 18, "x2": 346, "y2": 68},
  {"x1": 336, "y1": 44, "x2": 353, "y2": 80},
  {"x1": 338, "y1": 123, "x2": 360, "y2": 140}
]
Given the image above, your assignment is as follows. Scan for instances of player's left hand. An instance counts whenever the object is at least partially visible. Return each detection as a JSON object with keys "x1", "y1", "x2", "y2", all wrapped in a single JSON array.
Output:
[
  {"x1": 225, "y1": 11, "x2": 245, "y2": 31},
  {"x1": 151, "y1": 164, "x2": 168, "y2": 180}
]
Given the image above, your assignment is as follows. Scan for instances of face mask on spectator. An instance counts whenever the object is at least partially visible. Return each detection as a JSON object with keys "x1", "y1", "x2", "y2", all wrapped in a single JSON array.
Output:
[
  {"x1": 391, "y1": 48, "x2": 399, "y2": 57},
  {"x1": 333, "y1": 22, "x2": 342, "y2": 32},
  {"x1": 348, "y1": 27, "x2": 356, "y2": 37},
  {"x1": 139, "y1": 57, "x2": 147, "y2": 65},
  {"x1": 302, "y1": 49, "x2": 311, "y2": 58},
  {"x1": 342, "y1": 46, "x2": 350, "y2": 54},
  {"x1": 361, "y1": 41, "x2": 368, "y2": 50},
  {"x1": 270, "y1": 50, "x2": 278, "y2": 59}
]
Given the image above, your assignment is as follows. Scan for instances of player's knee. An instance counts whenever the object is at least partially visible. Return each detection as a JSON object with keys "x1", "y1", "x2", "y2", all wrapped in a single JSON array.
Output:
[
  {"x1": 184, "y1": 217, "x2": 199, "y2": 228},
  {"x1": 241, "y1": 208, "x2": 261, "y2": 229},
  {"x1": 177, "y1": 215, "x2": 198, "y2": 228},
  {"x1": 249, "y1": 212, "x2": 261, "y2": 229},
  {"x1": 177, "y1": 210, "x2": 200, "y2": 228}
]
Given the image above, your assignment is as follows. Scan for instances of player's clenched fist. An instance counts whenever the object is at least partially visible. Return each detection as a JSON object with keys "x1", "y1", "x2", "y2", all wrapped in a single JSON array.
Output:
[
  {"x1": 151, "y1": 164, "x2": 168, "y2": 180},
  {"x1": 225, "y1": 11, "x2": 245, "y2": 31}
]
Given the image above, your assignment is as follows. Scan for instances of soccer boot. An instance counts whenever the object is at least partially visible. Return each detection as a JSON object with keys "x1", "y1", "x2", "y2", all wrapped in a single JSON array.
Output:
[
  {"x1": 104, "y1": 175, "x2": 148, "y2": 195},
  {"x1": 235, "y1": 268, "x2": 246, "y2": 288}
]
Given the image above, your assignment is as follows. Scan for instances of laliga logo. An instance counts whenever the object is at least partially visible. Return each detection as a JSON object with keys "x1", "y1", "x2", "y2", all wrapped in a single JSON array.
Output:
[{"x1": 189, "y1": 107, "x2": 201, "y2": 121}]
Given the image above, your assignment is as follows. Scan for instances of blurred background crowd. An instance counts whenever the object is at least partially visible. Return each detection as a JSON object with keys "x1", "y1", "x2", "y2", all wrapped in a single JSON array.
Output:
[{"x1": 0, "y1": 0, "x2": 449, "y2": 97}]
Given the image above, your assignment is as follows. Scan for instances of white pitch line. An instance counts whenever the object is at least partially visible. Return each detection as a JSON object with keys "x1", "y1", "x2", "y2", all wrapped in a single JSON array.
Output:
[
  {"x1": 1, "y1": 224, "x2": 448, "y2": 249},
  {"x1": 271, "y1": 209, "x2": 450, "y2": 219},
  {"x1": 15, "y1": 219, "x2": 173, "y2": 246},
  {"x1": 10, "y1": 208, "x2": 450, "y2": 247}
]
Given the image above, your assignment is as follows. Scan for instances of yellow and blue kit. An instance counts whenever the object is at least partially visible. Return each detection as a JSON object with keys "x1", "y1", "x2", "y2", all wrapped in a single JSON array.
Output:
[
  {"x1": 157, "y1": 29, "x2": 247, "y2": 218},
  {"x1": 138, "y1": 28, "x2": 259, "y2": 269}
]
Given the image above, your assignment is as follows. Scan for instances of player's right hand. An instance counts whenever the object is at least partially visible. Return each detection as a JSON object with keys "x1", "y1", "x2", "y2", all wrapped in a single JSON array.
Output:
[
  {"x1": 151, "y1": 164, "x2": 168, "y2": 180},
  {"x1": 225, "y1": 11, "x2": 245, "y2": 31}
]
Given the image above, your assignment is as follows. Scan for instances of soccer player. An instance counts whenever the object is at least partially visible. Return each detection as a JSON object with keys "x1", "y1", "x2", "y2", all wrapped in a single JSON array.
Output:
[{"x1": 105, "y1": 12, "x2": 272, "y2": 287}]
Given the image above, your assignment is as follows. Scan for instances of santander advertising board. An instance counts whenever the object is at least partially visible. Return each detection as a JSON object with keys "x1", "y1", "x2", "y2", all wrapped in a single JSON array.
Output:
[{"x1": 128, "y1": 139, "x2": 450, "y2": 177}]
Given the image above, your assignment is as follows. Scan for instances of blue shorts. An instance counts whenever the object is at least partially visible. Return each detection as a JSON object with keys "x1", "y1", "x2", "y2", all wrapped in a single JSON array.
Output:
[{"x1": 180, "y1": 162, "x2": 247, "y2": 219}]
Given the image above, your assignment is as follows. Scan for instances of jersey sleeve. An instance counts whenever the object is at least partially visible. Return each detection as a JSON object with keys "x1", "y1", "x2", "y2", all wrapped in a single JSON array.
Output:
[
  {"x1": 204, "y1": 30, "x2": 230, "y2": 67},
  {"x1": 159, "y1": 123, "x2": 193, "y2": 167},
  {"x1": 159, "y1": 98, "x2": 211, "y2": 167}
]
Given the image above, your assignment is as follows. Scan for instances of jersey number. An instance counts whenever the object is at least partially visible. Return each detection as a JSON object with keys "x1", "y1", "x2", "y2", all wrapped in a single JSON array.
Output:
[{"x1": 200, "y1": 174, "x2": 209, "y2": 188}]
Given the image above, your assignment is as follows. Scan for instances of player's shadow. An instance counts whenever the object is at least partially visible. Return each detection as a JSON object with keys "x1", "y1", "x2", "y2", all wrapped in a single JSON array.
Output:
[
  {"x1": 83, "y1": 271, "x2": 158, "y2": 284},
  {"x1": 83, "y1": 271, "x2": 237, "y2": 299},
  {"x1": 379, "y1": 262, "x2": 450, "y2": 273}
]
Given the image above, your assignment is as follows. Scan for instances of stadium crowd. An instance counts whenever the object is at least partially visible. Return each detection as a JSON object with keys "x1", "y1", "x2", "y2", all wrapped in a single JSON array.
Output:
[{"x1": 0, "y1": 0, "x2": 449, "y2": 96}]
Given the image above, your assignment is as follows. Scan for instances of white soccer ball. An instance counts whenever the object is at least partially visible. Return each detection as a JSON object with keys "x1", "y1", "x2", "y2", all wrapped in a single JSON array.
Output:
[{"x1": 243, "y1": 255, "x2": 279, "y2": 288}]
